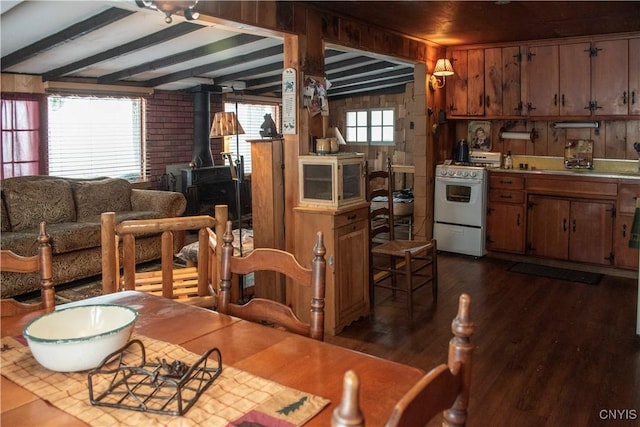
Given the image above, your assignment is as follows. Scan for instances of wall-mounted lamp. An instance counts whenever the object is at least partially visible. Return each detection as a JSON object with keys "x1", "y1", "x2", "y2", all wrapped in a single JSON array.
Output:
[
  {"x1": 552, "y1": 121, "x2": 600, "y2": 129},
  {"x1": 135, "y1": 0, "x2": 199, "y2": 23},
  {"x1": 429, "y1": 58, "x2": 455, "y2": 90}
]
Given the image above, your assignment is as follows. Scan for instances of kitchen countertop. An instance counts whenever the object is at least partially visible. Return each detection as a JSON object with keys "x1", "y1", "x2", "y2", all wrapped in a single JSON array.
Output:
[
  {"x1": 490, "y1": 156, "x2": 640, "y2": 180},
  {"x1": 490, "y1": 167, "x2": 640, "y2": 180}
]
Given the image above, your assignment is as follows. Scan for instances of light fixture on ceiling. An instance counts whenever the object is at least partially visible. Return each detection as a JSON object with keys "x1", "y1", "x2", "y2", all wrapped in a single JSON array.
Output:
[
  {"x1": 429, "y1": 58, "x2": 455, "y2": 90},
  {"x1": 552, "y1": 121, "x2": 600, "y2": 129},
  {"x1": 135, "y1": 1, "x2": 199, "y2": 24}
]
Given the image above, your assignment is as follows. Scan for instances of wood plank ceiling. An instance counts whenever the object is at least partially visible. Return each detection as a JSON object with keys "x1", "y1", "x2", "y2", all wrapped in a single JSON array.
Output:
[{"x1": 1, "y1": 1, "x2": 639, "y2": 99}]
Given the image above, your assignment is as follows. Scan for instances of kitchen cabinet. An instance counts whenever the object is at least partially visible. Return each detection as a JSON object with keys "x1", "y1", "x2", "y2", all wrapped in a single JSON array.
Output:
[
  {"x1": 524, "y1": 44, "x2": 559, "y2": 116},
  {"x1": 292, "y1": 204, "x2": 370, "y2": 335},
  {"x1": 615, "y1": 182, "x2": 640, "y2": 269},
  {"x1": 591, "y1": 39, "x2": 629, "y2": 115},
  {"x1": 447, "y1": 46, "x2": 521, "y2": 117},
  {"x1": 486, "y1": 173, "x2": 526, "y2": 254},
  {"x1": 630, "y1": 38, "x2": 640, "y2": 115},
  {"x1": 559, "y1": 42, "x2": 592, "y2": 116},
  {"x1": 527, "y1": 195, "x2": 615, "y2": 266}
]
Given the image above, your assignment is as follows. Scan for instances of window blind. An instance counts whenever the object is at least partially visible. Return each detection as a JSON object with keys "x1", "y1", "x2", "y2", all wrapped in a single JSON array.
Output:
[
  {"x1": 48, "y1": 96, "x2": 144, "y2": 180},
  {"x1": 224, "y1": 102, "x2": 278, "y2": 175}
]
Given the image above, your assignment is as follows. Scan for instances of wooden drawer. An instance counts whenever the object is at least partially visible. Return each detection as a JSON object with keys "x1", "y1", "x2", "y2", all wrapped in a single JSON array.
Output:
[
  {"x1": 333, "y1": 206, "x2": 370, "y2": 229},
  {"x1": 526, "y1": 176, "x2": 617, "y2": 199},
  {"x1": 617, "y1": 183, "x2": 640, "y2": 214},
  {"x1": 489, "y1": 174, "x2": 524, "y2": 190},
  {"x1": 489, "y1": 189, "x2": 525, "y2": 204}
]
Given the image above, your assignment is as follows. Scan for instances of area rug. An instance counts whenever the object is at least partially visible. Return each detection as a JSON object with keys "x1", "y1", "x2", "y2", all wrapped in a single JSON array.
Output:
[{"x1": 508, "y1": 262, "x2": 602, "y2": 285}]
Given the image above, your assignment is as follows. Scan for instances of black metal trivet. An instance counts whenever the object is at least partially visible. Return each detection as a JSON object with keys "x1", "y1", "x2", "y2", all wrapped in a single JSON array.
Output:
[{"x1": 88, "y1": 339, "x2": 222, "y2": 416}]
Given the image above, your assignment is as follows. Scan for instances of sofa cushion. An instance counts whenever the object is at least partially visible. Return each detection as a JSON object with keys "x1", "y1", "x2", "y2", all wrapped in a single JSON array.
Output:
[
  {"x1": 1, "y1": 196, "x2": 10, "y2": 232},
  {"x1": 72, "y1": 177, "x2": 132, "y2": 219},
  {"x1": 2, "y1": 177, "x2": 76, "y2": 231},
  {"x1": 0, "y1": 230, "x2": 40, "y2": 256}
]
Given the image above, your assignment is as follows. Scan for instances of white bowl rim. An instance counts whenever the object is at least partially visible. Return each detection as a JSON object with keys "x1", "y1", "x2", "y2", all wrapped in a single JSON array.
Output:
[{"x1": 23, "y1": 304, "x2": 138, "y2": 344}]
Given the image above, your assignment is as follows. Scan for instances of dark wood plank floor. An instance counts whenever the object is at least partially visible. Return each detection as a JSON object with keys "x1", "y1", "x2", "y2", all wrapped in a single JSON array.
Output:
[{"x1": 324, "y1": 253, "x2": 640, "y2": 426}]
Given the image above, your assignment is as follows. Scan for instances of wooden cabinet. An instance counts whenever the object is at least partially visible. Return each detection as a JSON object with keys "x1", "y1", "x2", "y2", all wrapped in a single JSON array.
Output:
[
  {"x1": 249, "y1": 138, "x2": 285, "y2": 300},
  {"x1": 615, "y1": 182, "x2": 640, "y2": 269},
  {"x1": 527, "y1": 195, "x2": 615, "y2": 265},
  {"x1": 524, "y1": 44, "x2": 559, "y2": 116},
  {"x1": 559, "y1": 42, "x2": 592, "y2": 116},
  {"x1": 591, "y1": 39, "x2": 629, "y2": 115},
  {"x1": 447, "y1": 46, "x2": 521, "y2": 117},
  {"x1": 474, "y1": 35, "x2": 638, "y2": 118},
  {"x1": 486, "y1": 173, "x2": 526, "y2": 253},
  {"x1": 293, "y1": 204, "x2": 370, "y2": 335},
  {"x1": 629, "y1": 38, "x2": 640, "y2": 115}
]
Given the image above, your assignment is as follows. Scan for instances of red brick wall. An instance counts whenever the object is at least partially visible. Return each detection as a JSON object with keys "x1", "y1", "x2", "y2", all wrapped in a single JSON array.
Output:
[{"x1": 145, "y1": 90, "x2": 223, "y2": 187}]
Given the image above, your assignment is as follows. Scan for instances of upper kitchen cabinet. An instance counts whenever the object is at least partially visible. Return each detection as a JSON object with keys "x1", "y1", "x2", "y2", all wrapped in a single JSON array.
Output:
[
  {"x1": 630, "y1": 38, "x2": 640, "y2": 115},
  {"x1": 447, "y1": 46, "x2": 521, "y2": 118},
  {"x1": 453, "y1": 34, "x2": 639, "y2": 119},
  {"x1": 524, "y1": 44, "x2": 559, "y2": 116},
  {"x1": 591, "y1": 39, "x2": 628, "y2": 115},
  {"x1": 559, "y1": 42, "x2": 592, "y2": 116}
]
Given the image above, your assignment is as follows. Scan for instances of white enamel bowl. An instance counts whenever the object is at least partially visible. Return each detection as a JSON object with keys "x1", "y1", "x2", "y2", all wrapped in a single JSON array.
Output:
[{"x1": 23, "y1": 304, "x2": 138, "y2": 372}]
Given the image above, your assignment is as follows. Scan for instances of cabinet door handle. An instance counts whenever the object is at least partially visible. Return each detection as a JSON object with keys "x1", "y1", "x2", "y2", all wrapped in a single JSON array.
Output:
[
  {"x1": 516, "y1": 213, "x2": 521, "y2": 226},
  {"x1": 561, "y1": 94, "x2": 565, "y2": 106},
  {"x1": 347, "y1": 214, "x2": 356, "y2": 220},
  {"x1": 486, "y1": 96, "x2": 490, "y2": 107},
  {"x1": 623, "y1": 223, "x2": 627, "y2": 238},
  {"x1": 563, "y1": 218, "x2": 567, "y2": 232},
  {"x1": 479, "y1": 95, "x2": 483, "y2": 107},
  {"x1": 632, "y1": 91, "x2": 636, "y2": 105},
  {"x1": 572, "y1": 219, "x2": 576, "y2": 232},
  {"x1": 554, "y1": 94, "x2": 558, "y2": 106},
  {"x1": 623, "y1": 91, "x2": 628, "y2": 105}
]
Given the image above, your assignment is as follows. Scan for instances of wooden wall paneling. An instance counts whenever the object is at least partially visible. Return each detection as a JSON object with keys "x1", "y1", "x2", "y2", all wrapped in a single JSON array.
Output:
[
  {"x1": 532, "y1": 122, "x2": 549, "y2": 156},
  {"x1": 547, "y1": 123, "x2": 566, "y2": 157},
  {"x1": 603, "y1": 120, "x2": 627, "y2": 159},
  {"x1": 627, "y1": 120, "x2": 640, "y2": 160}
]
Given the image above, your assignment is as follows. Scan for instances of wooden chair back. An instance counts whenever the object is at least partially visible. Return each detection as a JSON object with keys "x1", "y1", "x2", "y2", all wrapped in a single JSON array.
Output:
[
  {"x1": 332, "y1": 293, "x2": 474, "y2": 427},
  {"x1": 1, "y1": 222, "x2": 55, "y2": 316},
  {"x1": 218, "y1": 220, "x2": 327, "y2": 340},
  {"x1": 366, "y1": 157, "x2": 396, "y2": 243},
  {"x1": 101, "y1": 207, "x2": 227, "y2": 308}
]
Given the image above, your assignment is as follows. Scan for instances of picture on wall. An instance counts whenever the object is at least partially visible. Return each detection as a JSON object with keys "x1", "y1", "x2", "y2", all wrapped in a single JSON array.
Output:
[{"x1": 468, "y1": 121, "x2": 492, "y2": 152}]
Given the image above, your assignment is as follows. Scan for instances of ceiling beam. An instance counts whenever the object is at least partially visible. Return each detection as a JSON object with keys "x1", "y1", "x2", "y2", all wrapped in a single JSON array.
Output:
[
  {"x1": 99, "y1": 32, "x2": 265, "y2": 84},
  {"x1": 142, "y1": 44, "x2": 284, "y2": 87},
  {"x1": 42, "y1": 22, "x2": 203, "y2": 82},
  {"x1": 2, "y1": 8, "x2": 134, "y2": 70}
]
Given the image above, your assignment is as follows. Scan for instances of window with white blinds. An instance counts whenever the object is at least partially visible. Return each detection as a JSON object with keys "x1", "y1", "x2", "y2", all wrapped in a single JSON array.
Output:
[
  {"x1": 224, "y1": 101, "x2": 278, "y2": 175},
  {"x1": 48, "y1": 96, "x2": 144, "y2": 180}
]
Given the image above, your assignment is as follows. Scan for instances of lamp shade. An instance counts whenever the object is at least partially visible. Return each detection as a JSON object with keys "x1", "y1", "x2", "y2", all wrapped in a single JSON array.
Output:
[
  {"x1": 210, "y1": 112, "x2": 245, "y2": 138},
  {"x1": 433, "y1": 59, "x2": 455, "y2": 77}
]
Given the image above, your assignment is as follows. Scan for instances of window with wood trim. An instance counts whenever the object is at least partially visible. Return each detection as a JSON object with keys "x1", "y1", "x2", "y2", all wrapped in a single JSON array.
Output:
[{"x1": 345, "y1": 108, "x2": 395, "y2": 145}]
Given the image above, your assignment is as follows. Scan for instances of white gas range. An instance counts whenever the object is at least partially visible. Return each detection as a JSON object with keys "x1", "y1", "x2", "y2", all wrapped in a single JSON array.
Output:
[{"x1": 433, "y1": 152, "x2": 501, "y2": 257}]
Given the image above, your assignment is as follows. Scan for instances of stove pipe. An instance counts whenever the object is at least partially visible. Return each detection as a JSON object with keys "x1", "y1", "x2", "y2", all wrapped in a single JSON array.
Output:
[{"x1": 191, "y1": 90, "x2": 213, "y2": 168}]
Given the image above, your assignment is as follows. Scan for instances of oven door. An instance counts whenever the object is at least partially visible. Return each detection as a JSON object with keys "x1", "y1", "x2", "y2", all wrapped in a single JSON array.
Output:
[{"x1": 434, "y1": 176, "x2": 486, "y2": 227}]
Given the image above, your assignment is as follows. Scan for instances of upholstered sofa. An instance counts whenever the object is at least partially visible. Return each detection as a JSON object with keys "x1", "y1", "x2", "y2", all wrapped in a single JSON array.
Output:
[{"x1": 1, "y1": 176, "x2": 187, "y2": 298}]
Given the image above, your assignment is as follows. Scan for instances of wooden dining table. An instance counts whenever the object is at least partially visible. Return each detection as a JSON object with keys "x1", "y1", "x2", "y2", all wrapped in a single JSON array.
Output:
[{"x1": 1, "y1": 291, "x2": 424, "y2": 426}]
